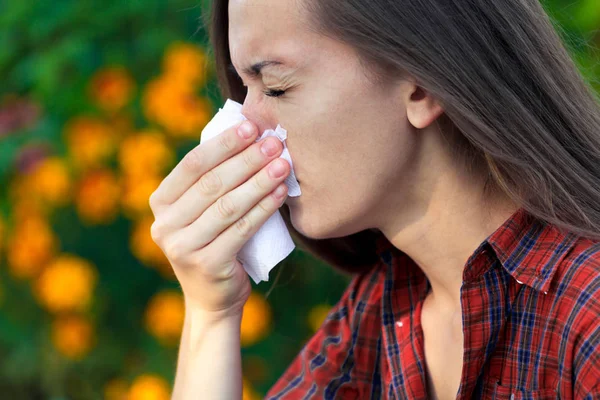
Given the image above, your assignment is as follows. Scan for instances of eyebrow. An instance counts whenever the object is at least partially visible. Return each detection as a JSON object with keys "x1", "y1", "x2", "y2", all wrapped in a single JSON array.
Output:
[{"x1": 228, "y1": 60, "x2": 285, "y2": 79}]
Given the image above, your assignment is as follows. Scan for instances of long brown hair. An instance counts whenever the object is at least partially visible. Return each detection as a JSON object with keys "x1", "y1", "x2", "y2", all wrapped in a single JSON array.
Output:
[{"x1": 199, "y1": 0, "x2": 600, "y2": 274}]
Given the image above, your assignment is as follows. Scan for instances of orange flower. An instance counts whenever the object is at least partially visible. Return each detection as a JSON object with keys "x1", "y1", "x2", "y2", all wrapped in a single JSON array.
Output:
[
  {"x1": 6, "y1": 215, "x2": 58, "y2": 279},
  {"x1": 104, "y1": 378, "x2": 129, "y2": 400},
  {"x1": 75, "y1": 169, "x2": 121, "y2": 225},
  {"x1": 64, "y1": 116, "x2": 117, "y2": 169},
  {"x1": 240, "y1": 291, "x2": 272, "y2": 347},
  {"x1": 163, "y1": 42, "x2": 209, "y2": 87},
  {"x1": 130, "y1": 216, "x2": 174, "y2": 279},
  {"x1": 27, "y1": 157, "x2": 71, "y2": 206},
  {"x1": 88, "y1": 66, "x2": 135, "y2": 112},
  {"x1": 51, "y1": 315, "x2": 95, "y2": 360},
  {"x1": 118, "y1": 131, "x2": 174, "y2": 178},
  {"x1": 34, "y1": 254, "x2": 98, "y2": 313},
  {"x1": 142, "y1": 76, "x2": 212, "y2": 139},
  {"x1": 121, "y1": 174, "x2": 161, "y2": 218},
  {"x1": 307, "y1": 304, "x2": 332, "y2": 332},
  {"x1": 128, "y1": 374, "x2": 171, "y2": 400},
  {"x1": 144, "y1": 290, "x2": 185, "y2": 345}
]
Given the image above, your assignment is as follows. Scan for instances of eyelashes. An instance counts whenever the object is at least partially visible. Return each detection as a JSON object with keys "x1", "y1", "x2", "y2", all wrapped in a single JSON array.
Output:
[
  {"x1": 242, "y1": 84, "x2": 287, "y2": 99},
  {"x1": 263, "y1": 89, "x2": 286, "y2": 98}
]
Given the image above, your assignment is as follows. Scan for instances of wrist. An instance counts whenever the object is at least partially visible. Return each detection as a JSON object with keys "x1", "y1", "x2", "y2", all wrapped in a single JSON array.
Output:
[{"x1": 185, "y1": 300, "x2": 244, "y2": 325}]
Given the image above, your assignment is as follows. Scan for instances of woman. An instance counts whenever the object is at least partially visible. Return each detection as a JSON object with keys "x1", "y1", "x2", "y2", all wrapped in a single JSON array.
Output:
[{"x1": 149, "y1": 0, "x2": 600, "y2": 398}]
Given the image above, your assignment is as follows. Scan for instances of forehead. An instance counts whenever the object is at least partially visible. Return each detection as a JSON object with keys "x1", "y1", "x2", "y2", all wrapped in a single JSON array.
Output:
[{"x1": 228, "y1": 0, "x2": 310, "y2": 69}]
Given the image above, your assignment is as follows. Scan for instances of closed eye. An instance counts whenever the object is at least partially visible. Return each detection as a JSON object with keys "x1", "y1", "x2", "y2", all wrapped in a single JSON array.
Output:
[
  {"x1": 263, "y1": 89, "x2": 286, "y2": 98},
  {"x1": 240, "y1": 82, "x2": 286, "y2": 98}
]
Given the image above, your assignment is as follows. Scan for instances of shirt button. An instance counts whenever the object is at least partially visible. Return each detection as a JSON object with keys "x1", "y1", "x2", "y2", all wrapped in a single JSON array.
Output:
[
  {"x1": 510, "y1": 394, "x2": 515, "y2": 400},
  {"x1": 396, "y1": 321, "x2": 403, "y2": 328},
  {"x1": 516, "y1": 279, "x2": 524, "y2": 284}
]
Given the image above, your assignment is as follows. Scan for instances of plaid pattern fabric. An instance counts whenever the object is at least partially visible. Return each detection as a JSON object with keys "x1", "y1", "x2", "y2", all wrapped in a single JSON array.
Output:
[{"x1": 265, "y1": 207, "x2": 600, "y2": 399}]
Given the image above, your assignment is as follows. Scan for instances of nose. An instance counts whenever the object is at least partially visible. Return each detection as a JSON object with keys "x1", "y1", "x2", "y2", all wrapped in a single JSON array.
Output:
[{"x1": 241, "y1": 95, "x2": 277, "y2": 135}]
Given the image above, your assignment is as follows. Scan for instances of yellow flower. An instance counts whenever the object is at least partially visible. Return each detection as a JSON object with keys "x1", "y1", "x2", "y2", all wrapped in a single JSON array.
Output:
[
  {"x1": 34, "y1": 254, "x2": 98, "y2": 313},
  {"x1": 144, "y1": 290, "x2": 185, "y2": 345},
  {"x1": 104, "y1": 378, "x2": 129, "y2": 400},
  {"x1": 307, "y1": 304, "x2": 333, "y2": 332},
  {"x1": 240, "y1": 291, "x2": 272, "y2": 347},
  {"x1": 6, "y1": 215, "x2": 58, "y2": 279},
  {"x1": 142, "y1": 76, "x2": 212, "y2": 139},
  {"x1": 242, "y1": 377, "x2": 262, "y2": 400},
  {"x1": 75, "y1": 169, "x2": 121, "y2": 225},
  {"x1": 118, "y1": 131, "x2": 174, "y2": 178},
  {"x1": 28, "y1": 157, "x2": 71, "y2": 206},
  {"x1": 51, "y1": 315, "x2": 95, "y2": 360},
  {"x1": 130, "y1": 216, "x2": 174, "y2": 279},
  {"x1": 88, "y1": 66, "x2": 135, "y2": 112},
  {"x1": 121, "y1": 174, "x2": 161, "y2": 218},
  {"x1": 128, "y1": 374, "x2": 171, "y2": 400},
  {"x1": 64, "y1": 116, "x2": 117, "y2": 170},
  {"x1": 163, "y1": 42, "x2": 209, "y2": 87}
]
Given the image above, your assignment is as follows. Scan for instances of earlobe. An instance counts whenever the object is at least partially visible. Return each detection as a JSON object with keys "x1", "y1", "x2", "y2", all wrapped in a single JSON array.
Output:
[{"x1": 406, "y1": 86, "x2": 445, "y2": 129}]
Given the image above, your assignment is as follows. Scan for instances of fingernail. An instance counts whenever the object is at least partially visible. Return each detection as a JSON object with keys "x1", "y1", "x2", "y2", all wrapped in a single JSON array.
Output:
[
  {"x1": 261, "y1": 138, "x2": 280, "y2": 157},
  {"x1": 237, "y1": 121, "x2": 255, "y2": 139},
  {"x1": 269, "y1": 159, "x2": 287, "y2": 178},
  {"x1": 274, "y1": 184, "x2": 287, "y2": 198}
]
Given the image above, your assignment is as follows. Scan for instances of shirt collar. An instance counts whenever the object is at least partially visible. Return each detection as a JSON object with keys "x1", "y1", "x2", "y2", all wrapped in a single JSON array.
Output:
[
  {"x1": 484, "y1": 207, "x2": 579, "y2": 293},
  {"x1": 375, "y1": 207, "x2": 580, "y2": 294}
]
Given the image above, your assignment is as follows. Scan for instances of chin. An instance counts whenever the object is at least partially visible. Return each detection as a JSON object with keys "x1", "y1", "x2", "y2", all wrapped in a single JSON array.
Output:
[{"x1": 288, "y1": 205, "x2": 353, "y2": 240}]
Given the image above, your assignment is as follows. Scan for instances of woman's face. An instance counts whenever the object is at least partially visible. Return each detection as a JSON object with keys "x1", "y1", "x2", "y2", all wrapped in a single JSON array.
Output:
[{"x1": 228, "y1": 0, "x2": 440, "y2": 239}]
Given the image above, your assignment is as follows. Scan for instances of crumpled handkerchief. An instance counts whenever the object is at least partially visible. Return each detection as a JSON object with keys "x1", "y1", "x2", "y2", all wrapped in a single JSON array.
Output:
[{"x1": 199, "y1": 99, "x2": 301, "y2": 283}]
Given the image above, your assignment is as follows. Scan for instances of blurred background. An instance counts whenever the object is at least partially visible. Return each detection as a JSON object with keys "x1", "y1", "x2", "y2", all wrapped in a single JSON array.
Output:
[{"x1": 0, "y1": 0, "x2": 599, "y2": 399}]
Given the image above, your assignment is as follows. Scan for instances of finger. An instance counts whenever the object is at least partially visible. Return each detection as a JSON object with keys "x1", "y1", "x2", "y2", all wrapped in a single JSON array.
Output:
[
  {"x1": 195, "y1": 181, "x2": 288, "y2": 273},
  {"x1": 162, "y1": 136, "x2": 284, "y2": 228},
  {"x1": 180, "y1": 157, "x2": 290, "y2": 250},
  {"x1": 150, "y1": 120, "x2": 258, "y2": 207}
]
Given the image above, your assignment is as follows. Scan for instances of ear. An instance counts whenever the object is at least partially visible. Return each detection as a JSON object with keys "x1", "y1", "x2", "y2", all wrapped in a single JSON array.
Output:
[{"x1": 405, "y1": 84, "x2": 445, "y2": 129}]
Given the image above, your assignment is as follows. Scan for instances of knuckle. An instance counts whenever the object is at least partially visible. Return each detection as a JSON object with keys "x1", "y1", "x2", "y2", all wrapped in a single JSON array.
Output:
[
  {"x1": 252, "y1": 174, "x2": 268, "y2": 192},
  {"x1": 150, "y1": 220, "x2": 164, "y2": 243},
  {"x1": 182, "y1": 149, "x2": 204, "y2": 173},
  {"x1": 234, "y1": 216, "x2": 254, "y2": 238},
  {"x1": 242, "y1": 150, "x2": 256, "y2": 170},
  {"x1": 216, "y1": 195, "x2": 236, "y2": 219},
  {"x1": 218, "y1": 133, "x2": 237, "y2": 153},
  {"x1": 196, "y1": 170, "x2": 222, "y2": 196},
  {"x1": 257, "y1": 197, "x2": 272, "y2": 214},
  {"x1": 164, "y1": 239, "x2": 186, "y2": 264},
  {"x1": 148, "y1": 191, "x2": 158, "y2": 210}
]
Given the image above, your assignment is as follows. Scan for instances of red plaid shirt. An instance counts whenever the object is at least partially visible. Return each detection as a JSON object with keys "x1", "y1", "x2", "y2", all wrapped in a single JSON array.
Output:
[{"x1": 266, "y1": 207, "x2": 600, "y2": 399}]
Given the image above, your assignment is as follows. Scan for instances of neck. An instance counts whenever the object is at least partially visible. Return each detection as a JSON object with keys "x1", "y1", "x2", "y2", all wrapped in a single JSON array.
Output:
[{"x1": 379, "y1": 175, "x2": 519, "y2": 311}]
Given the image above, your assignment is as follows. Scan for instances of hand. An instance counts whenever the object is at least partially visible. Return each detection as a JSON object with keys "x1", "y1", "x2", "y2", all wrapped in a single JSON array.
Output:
[{"x1": 149, "y1": 120, "x2": 290, "y2": 316}]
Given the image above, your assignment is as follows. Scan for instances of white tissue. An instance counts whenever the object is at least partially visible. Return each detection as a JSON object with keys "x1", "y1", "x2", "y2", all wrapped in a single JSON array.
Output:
[{"x1": 199, "y1": 99, "x2": 301, "y2": 283}]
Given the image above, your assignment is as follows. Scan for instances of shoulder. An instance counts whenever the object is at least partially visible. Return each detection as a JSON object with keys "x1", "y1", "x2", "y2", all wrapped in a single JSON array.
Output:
[
  {"x1": 327, "y1": 259, "x2": 387, "y2": 330},
  {"x1": 553, "y1": 237, "x2": 600, "y2": 395},
  {"x1": 550, "y1": 236, "x2": 600, "y2": 358},
  {"x1": 553, "y1": 236, "x2": 600, "y2": 319}
]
